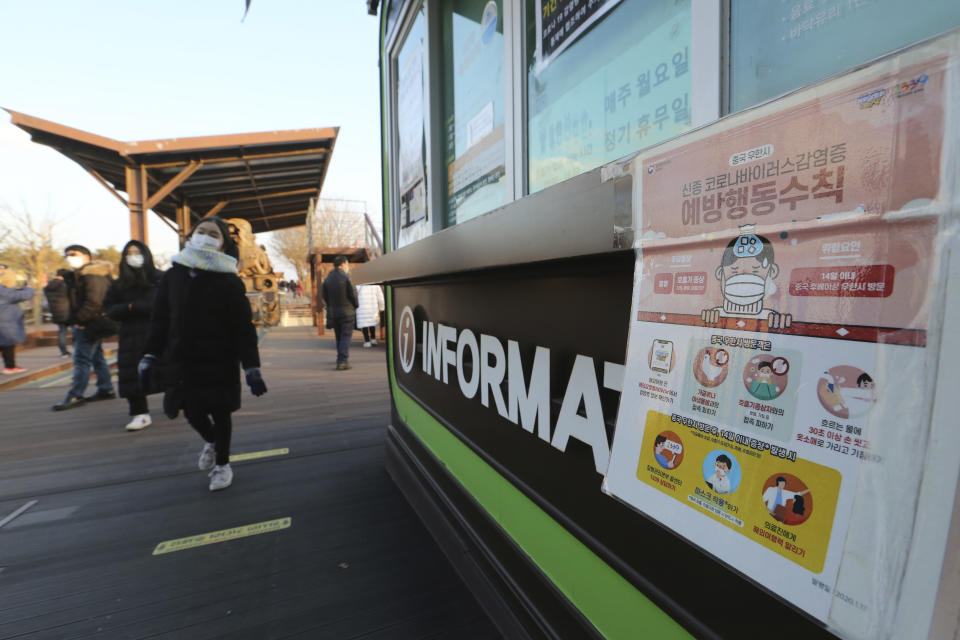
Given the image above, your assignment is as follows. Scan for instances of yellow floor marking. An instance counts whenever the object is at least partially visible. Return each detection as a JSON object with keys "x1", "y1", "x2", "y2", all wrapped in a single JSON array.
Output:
[
  {"x1": 229, "y1": 448, "x2": 289, "y2": 462},
  {"x1": 152, "y1": 517, "x2": 291, "y2": 555}
]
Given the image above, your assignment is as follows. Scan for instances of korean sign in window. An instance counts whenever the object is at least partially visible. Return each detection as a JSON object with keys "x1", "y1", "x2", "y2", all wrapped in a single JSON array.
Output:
[
  {"x1": 729, "y1": 0, "x2": 960, "y2": 113},
  {"x1": 526, "y1": 0, "x2": 692, "y2": 194},
  {"x1": 440, "y1": 0, "x2": 508, "y2": 227},
  {"x1": 395, "y1": 8, "x2": 430, "y2": 249}
]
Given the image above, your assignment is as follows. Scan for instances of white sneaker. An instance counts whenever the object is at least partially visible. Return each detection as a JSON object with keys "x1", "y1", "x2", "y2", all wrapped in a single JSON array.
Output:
[
  {"x1": 198, "y1": 443, "x2": 216, "y2": 471},
  {"x1": 363, "y1": 341, "x2": 372, "y2": 348},
  {"x1": 209, "y1": 464, "x2": 233, "y2": 491},
  {"x1": 371, "y1": 339, "x2": 378, "y2": 346},
  {"x1": 125, "y1": 414, "x2": 152, "y2": 431}
]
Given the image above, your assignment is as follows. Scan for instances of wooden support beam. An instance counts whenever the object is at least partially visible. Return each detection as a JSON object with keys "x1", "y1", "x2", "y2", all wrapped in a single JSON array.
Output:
[
  {"x1": 145, "y1": 160, "x2": 202, "y2": 211},
  {"x1": 125, "y1": 165, "x2": 147, "y2": 243},
  {"x1": 204, "y1": 201, "x2": 229, "y2": 218},
  {"x1": 141, "y1": 147, "x2": 327, "y2": 170},
  {"x1": 192, "y1": 188, "x2": 316, "y2": 206},
  {"x1": 153, "y1": 212, "x2": 180, "y2": 234},
  {"x1": 85, "y1": 168, "x2": 128, "y2": 207},
  {"x1": 176, "y1": 205, "x2": 193, "y2": 248},
  {"x1": 254, "y1": 209, "x2": 308, "y2": 223}
]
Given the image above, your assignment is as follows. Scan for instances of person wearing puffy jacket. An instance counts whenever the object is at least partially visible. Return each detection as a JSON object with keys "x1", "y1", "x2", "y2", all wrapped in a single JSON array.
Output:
[
  {"x1": 52, "y1": 245, "x2": 116, "y2": 411},
  {"x1": 104, "y1": 240, "x2": 164, "y2": 432},
  {"x1": 43, "y1": 269, "x2": 72, "y2": 357},
  {"x1": 141, "y1": 217, "x2": 267, "y2": 492},
  {"x1": 0, "y1": 266, "x2": 34, "y2": 374},
  {"x1": 356, "y1": 284, "x2": 384, "y2": 348}
]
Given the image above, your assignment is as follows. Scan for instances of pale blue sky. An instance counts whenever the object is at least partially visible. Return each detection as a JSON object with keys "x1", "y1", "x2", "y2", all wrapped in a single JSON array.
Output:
[{"x1": 0, "y1": 1, "x2": 382, "y2": 266}]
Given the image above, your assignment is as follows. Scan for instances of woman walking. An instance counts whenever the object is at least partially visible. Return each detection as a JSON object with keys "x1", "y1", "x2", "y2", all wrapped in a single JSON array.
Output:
[
  {"x1": 104, "y1": 241, "x2": 162, "y2": 431},
  {"x1": 356, "y1": 284, "x2": 384, "y2": 348},
  {"x1": 141, "y1": 217, "x2": 267, "y2": 491},
  {"x1": 0, "y1": 267, "x2": 33, "y2": 375}
]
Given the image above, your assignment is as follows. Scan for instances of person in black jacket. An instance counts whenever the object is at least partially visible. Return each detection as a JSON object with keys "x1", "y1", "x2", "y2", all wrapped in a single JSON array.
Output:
[
  {"x1": 140, "y1": 217, "x2": 267, "y2": 492},
  {"x1": 104, "y1": 240, "x2": 163, "y2": 432},
  {"x1": 43, "y1": 269, "x2": 72, "y2": 357},
  {"x1": 322, "y1": 255, "x2": 358, "y2": 370},
  {"x1": 52, "y1": 245, "x2": 116, "y2": 411}
]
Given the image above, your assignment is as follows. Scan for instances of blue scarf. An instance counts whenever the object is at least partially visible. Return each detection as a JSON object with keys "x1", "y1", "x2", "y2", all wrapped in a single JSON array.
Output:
[{"x1": 171, "y1": 247, "x2": 238, "y2": 274}]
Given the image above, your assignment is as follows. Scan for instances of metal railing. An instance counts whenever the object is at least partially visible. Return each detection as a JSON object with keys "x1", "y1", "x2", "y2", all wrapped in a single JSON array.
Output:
[{"x1": 307, "y1": 198, "x2": 383, "y2": 260}]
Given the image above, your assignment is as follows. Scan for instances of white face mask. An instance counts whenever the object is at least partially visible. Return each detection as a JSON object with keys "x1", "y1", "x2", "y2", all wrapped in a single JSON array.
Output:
[
  {"x1": 126, "y1": 254, "x2": 145, "y2": 269},
  {"x1": 723, "y1": 273, "x2": 767, "y2": 306},
  {"x1": 187, "y1": 233, "x2": 221, "y2": 252},
  {"x1": 66, "y1": 255, "x2": 86, "y2": 270}
]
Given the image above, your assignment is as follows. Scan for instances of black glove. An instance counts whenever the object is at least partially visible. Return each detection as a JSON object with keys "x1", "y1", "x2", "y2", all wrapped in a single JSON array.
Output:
[
  {"x1": 138, "y1": 354, "x2": 157, "y2": 393},
  {"x1": 245, "y1": 367, "x2": 268, "y2": 397}
]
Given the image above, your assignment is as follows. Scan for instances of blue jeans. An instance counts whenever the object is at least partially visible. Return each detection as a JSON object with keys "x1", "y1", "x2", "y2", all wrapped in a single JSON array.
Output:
[
  {"x1": 57, "y1": 323, "x2": 69, "y2": 355},
  {"x1": 67, "y1": 327, "x2": 113, "y2": 399},
  {"x1": 332, "y1": 317, "x2": 354, "y2": 364}
]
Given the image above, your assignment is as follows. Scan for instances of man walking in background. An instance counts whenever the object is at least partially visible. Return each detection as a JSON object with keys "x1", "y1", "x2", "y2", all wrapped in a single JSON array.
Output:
[
  {"x1": 52, "y1": 245, "x2": 116, "y2": 411},
  {"x1": 322, "y1": 256, "x2": 358, "y2": 371},
  {"x1": 43, "y1": 269, "x2": 73, "y2": 357}
]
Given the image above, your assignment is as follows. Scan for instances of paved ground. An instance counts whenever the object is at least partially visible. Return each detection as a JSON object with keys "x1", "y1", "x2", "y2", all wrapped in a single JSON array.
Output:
[{"x1": 0, "y1": 327, "x2": 499, "y2": 639}]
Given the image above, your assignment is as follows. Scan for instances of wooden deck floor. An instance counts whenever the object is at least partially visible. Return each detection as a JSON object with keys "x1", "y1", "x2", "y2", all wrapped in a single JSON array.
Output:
[{"x1": 0, "y1": 327, "x2": 500, "y2": 639}]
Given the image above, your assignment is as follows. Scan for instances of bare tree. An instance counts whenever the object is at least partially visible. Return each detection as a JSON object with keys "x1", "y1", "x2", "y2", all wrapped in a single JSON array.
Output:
[
  {"x1": 269, "y1": 226, "x2": 311, "y2": 290},
  {"x1": 0, "y1": 204, "x2": 64, "y2": 325},
  {"x1": 308, "y1": 198, "x2": 367, "y2": 250}
]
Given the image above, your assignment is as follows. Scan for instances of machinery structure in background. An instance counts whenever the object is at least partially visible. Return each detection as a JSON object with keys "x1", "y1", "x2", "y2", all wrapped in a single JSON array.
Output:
[
  {"x1": 227, "y1": 218, "x2": 281, "y2": 326},
  {"x1": 305, "y1": 198, "x2": 382, "y2": 333}
]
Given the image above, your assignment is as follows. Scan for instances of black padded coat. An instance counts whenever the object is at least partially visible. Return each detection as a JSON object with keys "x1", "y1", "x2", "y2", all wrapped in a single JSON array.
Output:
[
  {"x1": 144, "y1": 263, "x2": 260, "y2": 415},
  {"x1": 104, "y1": 273, "x2": 162, "y2": 398},
  {"x1": 321, "y1": 268, "x2": 358, "y2": 325}
]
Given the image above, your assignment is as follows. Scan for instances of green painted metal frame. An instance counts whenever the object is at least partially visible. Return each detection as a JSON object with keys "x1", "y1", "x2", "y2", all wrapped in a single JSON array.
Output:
[{"x1": 377, "y1": 8, "x2": 689, "y2": 639}]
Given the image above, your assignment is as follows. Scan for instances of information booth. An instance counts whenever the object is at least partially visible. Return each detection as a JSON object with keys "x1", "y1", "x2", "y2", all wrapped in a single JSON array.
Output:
[{"x1": 355, "y1": 2, "x2": 960, "y2": 638}]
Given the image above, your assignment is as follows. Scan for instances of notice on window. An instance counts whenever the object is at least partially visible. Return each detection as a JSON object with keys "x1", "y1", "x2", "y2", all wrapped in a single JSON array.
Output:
[
  {"x1": 535, "y1": 0, "x2": 623, "y2": 75},
  {"x1": 604, "y1": 45, "x2": 958, "y2": 639},
  {"x1": 398, "y1": 39, "x2": 425, "y2": 193},
  {"x1": 528, "y1": 4, "x2": 690, "y2": 193}
]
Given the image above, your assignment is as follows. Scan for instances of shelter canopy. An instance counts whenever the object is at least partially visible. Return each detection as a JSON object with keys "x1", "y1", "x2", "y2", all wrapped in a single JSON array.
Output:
[{"x1": 5, "y1": 109, "x2": 338, "y2": 237}]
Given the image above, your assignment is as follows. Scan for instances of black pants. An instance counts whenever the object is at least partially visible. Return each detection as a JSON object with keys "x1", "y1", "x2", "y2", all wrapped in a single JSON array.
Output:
[
  {"x1": 1, "y1": 345, "x2": 15, "y2": 368},
  {"x1": 333, "y1": 317, "x2": 354, "y2": 363},
  {"x1": 184, "y1": 407, "x2": 232, "y2": 466},
  {"x1": 127, "y1": 395, "x2": 148, "y2": 416},
  {"x1": 361, "y1": 326, "x2": 376, "y2": 342}
]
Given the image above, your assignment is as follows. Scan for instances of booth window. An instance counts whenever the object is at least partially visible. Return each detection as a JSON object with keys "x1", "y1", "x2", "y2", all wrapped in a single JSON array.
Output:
[
  {"x1": 526, "y1": 0, "x2": 692, "y2": 194},
  {"x1": 394, "y1": 7, "x2": 430, "y2": 249},
  {"x1": 729, "y1": 0, "x2": 960, "y2": 113},
  {"x1": 439, "y1": 0, "x2": 509, "y2": 228}
]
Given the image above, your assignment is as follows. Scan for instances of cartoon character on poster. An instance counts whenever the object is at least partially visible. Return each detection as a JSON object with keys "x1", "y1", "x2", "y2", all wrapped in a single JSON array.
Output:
[
  {"x1": 743, "y1": 355, "x2": 790, "y2": 401},
  {"x1": 701, "y1": 225, "x2": 792, "y2": 330},
  {"x1": 817, "y1": 365, "x2": 878, "y2": 419}
]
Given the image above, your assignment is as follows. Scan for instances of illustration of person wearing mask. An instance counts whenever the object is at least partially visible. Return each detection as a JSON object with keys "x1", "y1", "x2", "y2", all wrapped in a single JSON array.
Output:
[
  {"x1": 748, "y1": 361, "x2": 779, "y2": 400},
  {"x1": 706, "y1": 454, "x2": 733, "y2": 494},
  {"x1": 701, "y1": 226, "x2": 791, "y2": 330}
]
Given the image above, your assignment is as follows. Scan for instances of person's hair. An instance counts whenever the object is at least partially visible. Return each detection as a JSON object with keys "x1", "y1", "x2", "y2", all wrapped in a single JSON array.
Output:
[
  {"x1": 654, "y1": 435, "x2": 667, "y2": 448},
  {"x1": 116, "y1": 240, "x2": 159, "y2": 290},
  {"x1": 192, "y1": 217, "x2": 239, "y2": 260},
  {"x1": 715, "y1": 454, "x2": 732, "y2": 470},
  {"x1": 776, "y1": 476, "x2": 786, "y2": 485},
  {"x1": 757, "y1": 361, "x2": 773, "y2": 372},
  {"x1": 333, "y1": 255, "x2": 348, "y2": 268},
  {"x1": 64, "y1": 244, "x2": 92, "y2": 257},
  {"x1": 857, "y1": 373, "x2": 873, "y2": 387},
  {"x1": 720, "y1": 234, "x2": 775, "y2": 268}
]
